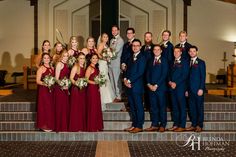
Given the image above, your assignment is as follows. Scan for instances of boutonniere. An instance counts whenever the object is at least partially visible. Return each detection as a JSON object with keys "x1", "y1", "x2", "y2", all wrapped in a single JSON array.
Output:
[
  {"x1": 163, "y1": 43, "x2": 168, "y2": 48},
  {"x1": 157, "y1": 59, "x2": 161, "y2": 64},
  {"x1": 175, "y1": 60, "x2": 181, "y2": 64},
  {"x1": 195, "y1": 60, "x2": 198, "y2": 65}
]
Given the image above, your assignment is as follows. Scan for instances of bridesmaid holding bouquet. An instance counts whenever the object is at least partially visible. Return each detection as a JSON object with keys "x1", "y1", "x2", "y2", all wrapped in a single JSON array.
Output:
[
  {"x1": 36, "y1": 53, "x2": 55, "y2": 132},
  {"x1": 54, "y1": 50, "x2": 71, "y2": 132},
  {"x1": 85, "y1": 54, "x2": 103, "y2": 132},
  {"x1": 69, "y1": 52, "x2": 87, "y2": 131}
]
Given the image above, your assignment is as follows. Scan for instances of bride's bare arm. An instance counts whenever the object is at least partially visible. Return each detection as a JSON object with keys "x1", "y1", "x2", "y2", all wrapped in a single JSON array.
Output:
[{"x1": 96, "y1": 44, "x2": 104, "y2": 59}]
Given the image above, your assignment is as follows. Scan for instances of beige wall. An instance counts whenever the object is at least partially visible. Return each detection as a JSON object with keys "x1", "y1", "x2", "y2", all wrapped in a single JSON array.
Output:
[
  {"x1": 188, "y1": 0, "x2": 236, "y2": 83},
  {"x1": 0, "y1": 0, "x2": 34, "y2": 82},
  {"x1": 1, "y1": 0, "x2": 236, "y2": 83}
]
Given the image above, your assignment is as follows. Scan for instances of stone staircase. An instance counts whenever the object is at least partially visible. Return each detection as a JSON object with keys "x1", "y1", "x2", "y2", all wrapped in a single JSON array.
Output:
[{"x1": 0, "y1": 102, "x2": 236, "y2": 141}]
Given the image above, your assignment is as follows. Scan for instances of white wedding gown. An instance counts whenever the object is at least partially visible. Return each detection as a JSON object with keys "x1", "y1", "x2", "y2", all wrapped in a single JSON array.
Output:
[{"x1": 98, "y1": 59, "x2": 116, "y2": 111}]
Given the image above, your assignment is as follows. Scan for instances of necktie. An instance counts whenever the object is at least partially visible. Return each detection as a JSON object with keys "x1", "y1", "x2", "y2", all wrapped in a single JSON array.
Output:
[
  {"x1": 133, "y1": 54, "x2": 136, "y2": 61},
  {"x1": 153, "y1": 57, "x2": 158, "y2": 65},
  {"x1": 190, "y1": 59, "x2": 194, "y2": 66}
]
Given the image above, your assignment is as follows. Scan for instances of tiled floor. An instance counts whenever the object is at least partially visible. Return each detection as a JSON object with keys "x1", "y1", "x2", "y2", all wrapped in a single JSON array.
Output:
[
  {"x1": 0, "y1": 141, "x2": 235, "y2": 157},
  {"x1": 128, "y1": 141, "x2": 236, "y2": 157},
  {"x1": 0, "y1": 141, "x2": 97, "y2": 157}
]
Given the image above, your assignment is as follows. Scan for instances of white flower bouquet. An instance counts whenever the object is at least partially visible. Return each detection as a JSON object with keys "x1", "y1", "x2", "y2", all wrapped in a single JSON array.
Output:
[
  {"x1": 75, "y1": 77, "x2": 88, "y2": 90},
  {"x1": 58, "y1": 77, "x2": 72, "y2": 90},
  {"x1": 43, "y1": 74, "x2": 56, "y2": 92},
  {"x1": 94, "y1": 72, "x2": 106, "y2": 87},
  {"x1": 68, "y1": 56, "x2": 77, "y2": 68},
  {"x1": 101, "y1": 47, "x2": 116, "y2": 62}
]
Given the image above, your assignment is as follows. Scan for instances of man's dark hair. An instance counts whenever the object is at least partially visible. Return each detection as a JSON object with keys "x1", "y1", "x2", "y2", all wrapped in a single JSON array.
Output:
[{"x1": 126, "y1": 27, "x2": 135, "y2": 34}]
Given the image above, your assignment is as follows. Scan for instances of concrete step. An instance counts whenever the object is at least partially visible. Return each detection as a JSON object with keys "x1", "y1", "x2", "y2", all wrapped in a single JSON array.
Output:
[
  {"x1": 0, "y1": 102, "x2": 236, "y2": 112},
  {"x1": 0, "y1": 131, "x2": 235, "y2": 141},
  {"x1": 0, "y1": 111, "x2": 235, "y2": 121},
  {"x1": 1, "y1": 102, "x2": 236, "y2": 112},
  {"x1": 0, "y1": 121, "x2": 235, "y2": 131}
]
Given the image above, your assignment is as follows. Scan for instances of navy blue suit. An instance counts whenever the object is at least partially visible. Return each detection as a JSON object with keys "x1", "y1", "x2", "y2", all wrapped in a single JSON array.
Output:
[
  {"x1": 141, "y1": 43, "x2": 154, "y2": 110},
  {"x1": 161, "y1": 41, "x2": 174, "y2": 110},
  {"x1": 141, "y1": 43, "x2": 154, "y2": 62},
  {"x1": 169, "y1": 58, "x2": 189, "y2": 128},
  {"x1": 176, "y1": 42, "x2": 192, "y2": 60},
  {"x1": 161, "y1": 41, "x2": 174, "y2": 66},
  {"x1": 121, "y1": 42, "x2": 132, "y2": 66},
  {"x1": 125, "y1": 52, "x2": 146, "y2": 129},
  {"x1": 146, "y1": 55, "x2": 168, "y2": 127},
  {"x1": 188, "y1": 58, "x2": 206, "y2": 128}
]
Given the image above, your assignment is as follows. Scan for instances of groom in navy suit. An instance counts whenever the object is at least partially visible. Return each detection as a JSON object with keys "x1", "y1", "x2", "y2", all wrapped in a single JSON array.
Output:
[
  {"x1": 144, "y1": 45, "x2": 169, "y2": 132},
  {"x1": 185, "y1": 45, "x2": 206, "y2": 132},
  {"x1": 168, "y1": 46, "x2": 189, "y2": 132},
  {"x1": 123, "y1": 39, "x2": 146, "y2": 133}
]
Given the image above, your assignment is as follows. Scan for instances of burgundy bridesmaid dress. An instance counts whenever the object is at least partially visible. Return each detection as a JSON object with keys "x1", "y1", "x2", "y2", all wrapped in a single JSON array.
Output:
[
  {"x1": 37, "y1": 66, "x2": 55, "y2": 131},
  {"x1": 86, "y1": 48, "x2": 96, "y2": 65},
  {"x1": 54, "y1": 62, "x2": 70, "y2": 132},
  {"x1": 86, "y1": 66, "x2": 104, "y2": 132},
  {"x1": 69, "y1": 67, "x2": 87, "y2": 131},
  {"x1": 72, "y1": 49, "x2": 79, "y2": 58}
]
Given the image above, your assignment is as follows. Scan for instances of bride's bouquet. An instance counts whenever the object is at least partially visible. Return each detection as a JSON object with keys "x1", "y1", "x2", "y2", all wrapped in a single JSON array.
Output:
[
  {"x1": 75, "y1": 77, "x2": 88, "y2": 90},
  {"x1": 101, "y1": 47, "x2": 116, "y2": 62},
  {"x1": 43, "y1": 74, "x2": 56, "y2": 92},
  {"x1": 94, "y1": 72, "x2": 106, "y2": 87},
  {"x1": 68, "y1": 56, "x2": 77, "y2": 68},
  {"x1": 58, "y1": 77, "x2": 72, "y2": 91}
]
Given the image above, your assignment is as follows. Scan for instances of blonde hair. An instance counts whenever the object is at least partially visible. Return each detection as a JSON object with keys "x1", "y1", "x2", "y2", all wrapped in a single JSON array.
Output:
[
  {"x1": 68, "y1": 36, "x2": 79, "y2": 50},
  {"x1": 179, "y1": 31, "x2": 188, "y2": 36},
  {"x1": 59, "y1": 49, "x2": 69, "y2": 62}
]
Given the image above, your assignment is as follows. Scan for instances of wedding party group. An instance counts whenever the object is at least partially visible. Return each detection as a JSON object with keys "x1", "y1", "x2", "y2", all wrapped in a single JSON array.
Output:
[{"x1": 36, "y1": 25, "x2": 206, "y2": 134}]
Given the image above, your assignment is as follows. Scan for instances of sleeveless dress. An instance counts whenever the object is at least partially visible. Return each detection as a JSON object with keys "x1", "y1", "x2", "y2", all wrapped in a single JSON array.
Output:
[
  {"x1": 86, "y1": 66, "x2": 103, "y2": 132},
  {"x1": 98, "y1": 45, "x2": 116, "y2": 111},
  {"x1": 85, "y1": 48, "x2": 96, "y2": 65},
  {"x1": 72, "y1": 49, "x2": 80, "y2": 58},
  {"x1": 36, "y1": 66, "x2": 55, "y2": 131},
  {"x1": 69, "y1": 67, "x2": 87, "y2": 131},
  {"x1": 54, "y1": 62, "x2": 70, "y2": 132}
]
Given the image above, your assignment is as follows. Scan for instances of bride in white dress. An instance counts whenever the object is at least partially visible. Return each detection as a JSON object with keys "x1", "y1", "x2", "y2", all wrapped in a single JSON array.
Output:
[{"x1": 97, "y1": 33, "x2": 116, "y2": 111}]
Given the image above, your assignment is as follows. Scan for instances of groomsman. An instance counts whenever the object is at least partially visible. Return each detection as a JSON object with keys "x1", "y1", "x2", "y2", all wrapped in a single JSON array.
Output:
[
  {"x1": 123, "y1": 39, "x2": 146, "y2": 133},
  {"x1": 141, "y1": 32, "x2": 154, "y2": 111},
  {"x1": 168, "y1": 46, "x2": 189, "y2": 132},
  {"x1": 160, "y1": 30, "x2": 174, "y2": 66},
  {"x1": 120, "y1": 27, "x2": 135, "y2": 112},
  {"x1": 144, "y1": 45, "x2": 168, "y2": 132},
  {"x1": 141, "y1": 32, "x2": 154, "y2": 61},
  {"x1": 121, "y1": 27, "x2": 135, "y2": 72},
  {"x1": 175, "y1": 31, "x2": 192, "y2": 60},
  {"x1": 109, "y1": 25, "x2": 124, "y2": 102},
  {"x1": 160, "y1": 30, "x2": 174, "y2": 112},
  {"x1": 185, "y1": 46, "x2": 206, "y2": 132}
]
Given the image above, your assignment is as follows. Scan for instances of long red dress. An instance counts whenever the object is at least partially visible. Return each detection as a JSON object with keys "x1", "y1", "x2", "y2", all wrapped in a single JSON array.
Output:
[
  {"x1": 54, "y1": 62, "x2": 70, "y2": 132},
  {"x1": 86, "y1": 66, "x2": 104, "y2": 132},
  {"x1": 69, "y1": 66, "x2": 86, "y2": 131},
  {"x1": 37, "y1": 66, "x2": 55, "y2": 131}
]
